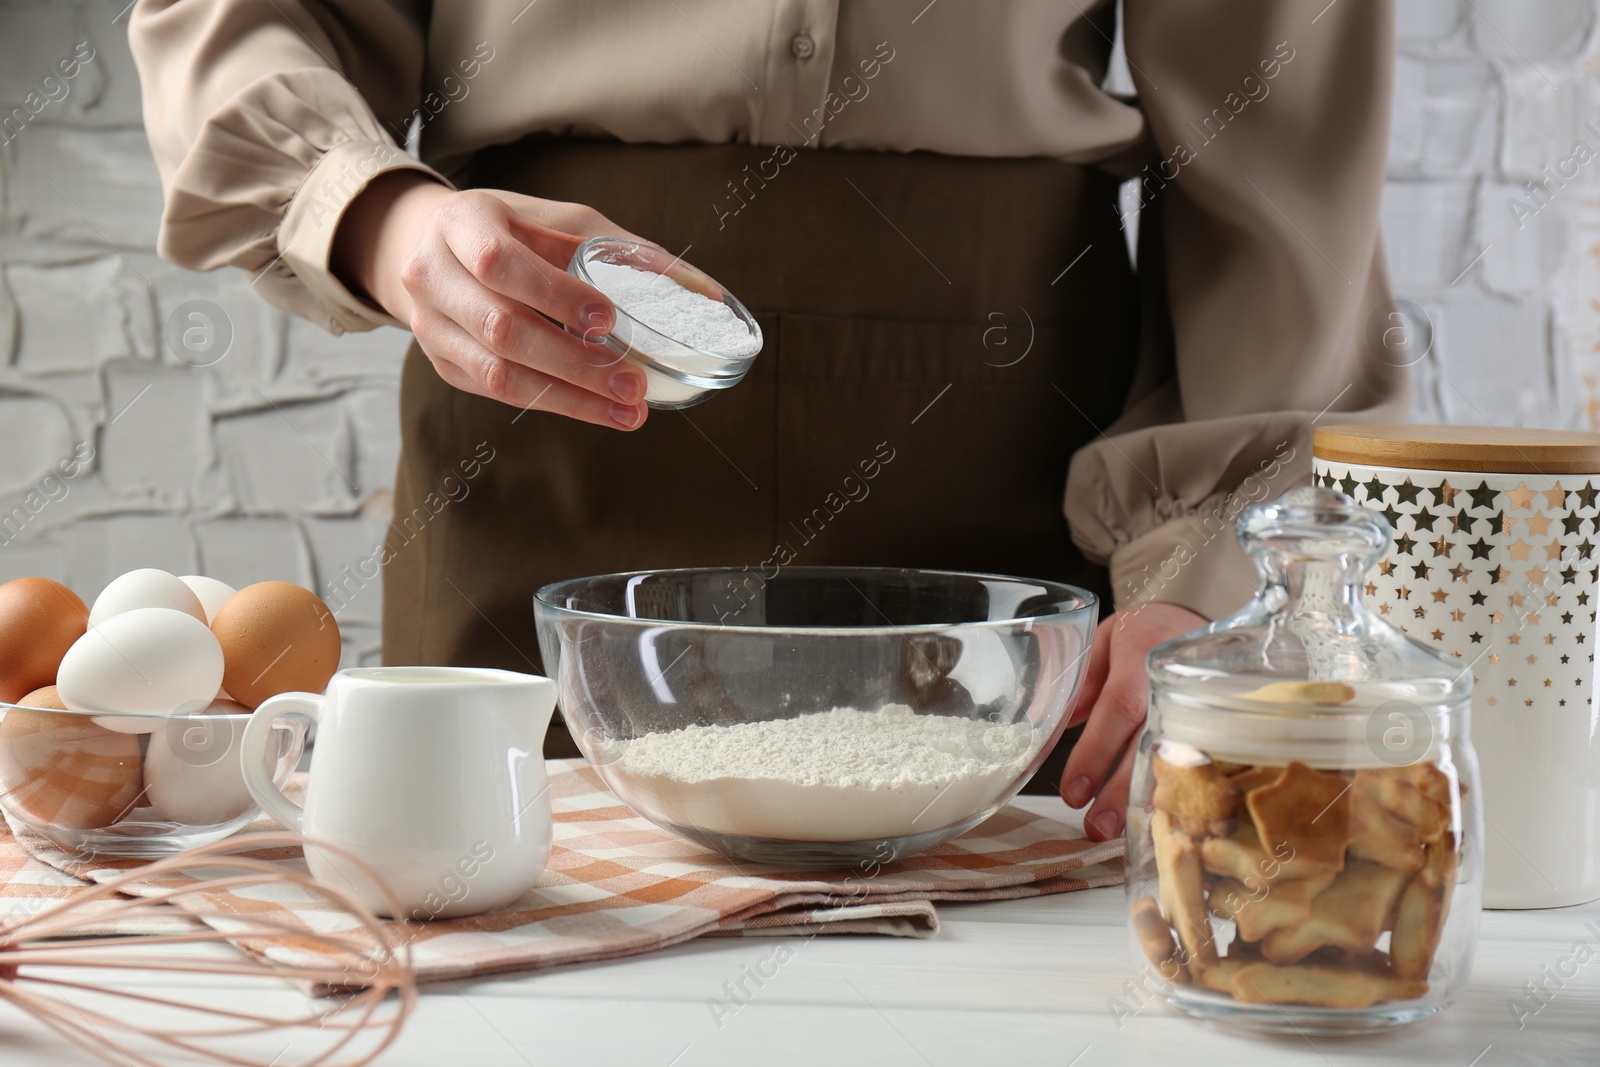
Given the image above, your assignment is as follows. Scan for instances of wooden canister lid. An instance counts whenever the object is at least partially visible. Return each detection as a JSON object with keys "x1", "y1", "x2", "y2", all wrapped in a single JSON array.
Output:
[{"x1": 1313, "y1": 423, "x2": 1600, "y2": 474}]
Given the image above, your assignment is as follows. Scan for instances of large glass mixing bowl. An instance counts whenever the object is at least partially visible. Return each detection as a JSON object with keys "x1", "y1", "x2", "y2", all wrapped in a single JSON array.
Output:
[{"x1": 534, "y1": 567, "x2": 1097, "y2": 867}]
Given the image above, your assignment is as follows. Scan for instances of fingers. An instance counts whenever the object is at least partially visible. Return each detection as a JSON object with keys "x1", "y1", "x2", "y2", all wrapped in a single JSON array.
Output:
[
  {"x1": 1085, "y1": 742, "x2": 1138, "y2": 842},
  {"x1": 1064, "y1": 621, "x2": 1112, "y2": 731},
  {"x1": 1060, "y1": 624, "x2": 1150, "y2": 809},
  {"x1": 404, "y1": 228, "x2": 648, "y2": 407},
  {"x1": 415, "y1": 312, "x2": 645, "y2": 431},
  {"x1": 1059, "y1": 602, "x2": 1210, "y2": 826},
  {"x1": 435, "y1": 195, "x2": 618, "y2": 335},
  {"x1": 393, "y1": 187, "x2": 665, "y2": 429}
]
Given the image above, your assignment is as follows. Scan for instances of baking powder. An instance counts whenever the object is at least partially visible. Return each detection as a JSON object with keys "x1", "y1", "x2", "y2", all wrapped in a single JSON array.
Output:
[{"x1": 586, "y1": 260, "x2": 760, "y2": 358}]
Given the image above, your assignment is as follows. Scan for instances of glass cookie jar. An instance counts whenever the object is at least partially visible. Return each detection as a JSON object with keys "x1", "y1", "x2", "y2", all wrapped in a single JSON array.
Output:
[{"x1": 1125, "y1": 487, "x2": 1482, "y2": 1034}]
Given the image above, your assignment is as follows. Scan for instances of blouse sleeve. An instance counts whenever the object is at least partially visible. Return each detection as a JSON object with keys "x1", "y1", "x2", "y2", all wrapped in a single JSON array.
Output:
[
  {"x1": 129, "y1": 0, "x2": 446, "y2": 333},
  {"x1": 1065, "y1": 0, "x2": 1410, "y2": 620}
]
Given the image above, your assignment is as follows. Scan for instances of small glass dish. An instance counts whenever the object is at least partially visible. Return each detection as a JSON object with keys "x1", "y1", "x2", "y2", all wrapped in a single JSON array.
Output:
[
  {"x1": 534, "y1": 566, "x2": 1097, "y2": 868},
  {"x1": 0, "y1": 700, "x2": 310, "y2": 859},
  {"x1": 567, "y1": 236, "x2": 762, "y2": 409}
]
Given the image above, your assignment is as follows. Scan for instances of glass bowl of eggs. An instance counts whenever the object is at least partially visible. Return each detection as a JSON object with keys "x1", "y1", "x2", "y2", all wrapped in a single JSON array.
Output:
[
  {"x1": 0, "y1": 570, "x2": 339, "y2": 858},
  {"x1": 0, "y1": 690, "x2": 311, "y2": 858}
]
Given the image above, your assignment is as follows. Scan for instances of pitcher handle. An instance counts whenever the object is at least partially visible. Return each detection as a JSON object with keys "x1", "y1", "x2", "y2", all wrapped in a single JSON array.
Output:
[{"x1": 241, "y1": 691, "x2": 323, "y2": 832}]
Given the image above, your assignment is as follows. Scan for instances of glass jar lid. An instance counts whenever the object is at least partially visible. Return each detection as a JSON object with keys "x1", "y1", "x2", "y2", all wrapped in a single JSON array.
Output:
[{"x1": 1147, "y1": 487, "x2": 1469, "y2": 767}]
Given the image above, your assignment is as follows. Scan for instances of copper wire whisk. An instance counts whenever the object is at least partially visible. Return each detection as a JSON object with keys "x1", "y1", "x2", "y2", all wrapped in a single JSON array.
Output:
[{"x1": 0, "y1": 832, "x2": 415, "y2": 1067}]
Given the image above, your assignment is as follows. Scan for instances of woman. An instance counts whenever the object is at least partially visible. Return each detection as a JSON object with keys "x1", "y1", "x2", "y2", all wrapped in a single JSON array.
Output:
[{"x1": 129, "y1": 0, "x2": 1406, "y2": 841}]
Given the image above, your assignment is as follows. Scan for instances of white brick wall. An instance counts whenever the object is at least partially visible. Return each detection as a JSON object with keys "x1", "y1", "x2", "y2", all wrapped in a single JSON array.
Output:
[
  {"x1": 0, "y1": 0, "x2": 1595, "y2": 665},
  {"x1": 0, "y1": 0, "x2": 397, "y2": 666},
  {"x1": 1391, "y1": 0, "x2": 1600, "y2": 426}
]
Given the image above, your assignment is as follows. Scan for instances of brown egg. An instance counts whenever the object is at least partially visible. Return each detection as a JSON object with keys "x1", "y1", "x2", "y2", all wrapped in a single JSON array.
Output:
[
  {"x1": 0, "y1": 578, "x2": 89, "y2": 705},
  {"x1": 0, "y1": 685, "x2": 146, "y2": 829},
  {"x1": 211, "y1": 582, "x2": 341, "y2": 708},
  {"x1": 17, "y1": 684, "x2": 67, "y2": 710}
]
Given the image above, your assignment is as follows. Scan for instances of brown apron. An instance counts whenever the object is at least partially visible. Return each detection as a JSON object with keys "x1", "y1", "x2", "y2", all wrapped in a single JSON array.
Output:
[{"x1": 381, "y1": 137, "x2": 1139, "y2": 791}]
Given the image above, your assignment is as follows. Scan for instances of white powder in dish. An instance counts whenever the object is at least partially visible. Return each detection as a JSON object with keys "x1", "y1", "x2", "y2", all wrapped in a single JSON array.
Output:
[
  {"x1": 586, "y1": 259, "x2": 760, "y2": 358},
  {"x1": 603, "y1": 705, "x2": 1042, "y2": 842}
]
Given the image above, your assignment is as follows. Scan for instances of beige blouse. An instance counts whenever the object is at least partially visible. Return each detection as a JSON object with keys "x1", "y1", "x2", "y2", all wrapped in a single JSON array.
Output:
[{"x1": 128, "y1": 0, "x2": 1408, "y2": 620}]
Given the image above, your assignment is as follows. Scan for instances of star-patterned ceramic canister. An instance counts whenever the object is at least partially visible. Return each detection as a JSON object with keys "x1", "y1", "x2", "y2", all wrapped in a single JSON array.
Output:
[{"x1": 1314, "y1": 424, "x2": 1600, "y2": 909}]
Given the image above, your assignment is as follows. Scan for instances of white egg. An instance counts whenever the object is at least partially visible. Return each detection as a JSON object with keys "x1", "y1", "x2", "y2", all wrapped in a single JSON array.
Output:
[
  {"x1": 178, "y1": 575, "x2": 237, "y2": 625},
  {"x1": 89, "y1": 569, "x2": 206, "y2": 627},
  {"x1": 144, "y1": 699, "x2": 270, "y2": 825},
  {"x1": 57, "y1": 608, "x2": 225, "y2": 734},
  {"x1": 177, "y1": 576, "x2": 240, "y2": 698}
]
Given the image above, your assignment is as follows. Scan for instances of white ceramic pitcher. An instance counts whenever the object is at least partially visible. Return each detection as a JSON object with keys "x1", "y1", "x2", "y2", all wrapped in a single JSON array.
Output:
[{"x1": 240, "y1": 666, "x2": 556, "y2": 920}]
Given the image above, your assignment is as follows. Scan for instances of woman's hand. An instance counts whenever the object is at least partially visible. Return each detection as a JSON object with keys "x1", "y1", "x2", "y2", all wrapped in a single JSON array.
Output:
[
  {"x1": 332, "y1": 172, "x2": 651, "y2": 430},
  {"x1": 1060, "y1": 601, "x2": 1208, "y2": 841}
]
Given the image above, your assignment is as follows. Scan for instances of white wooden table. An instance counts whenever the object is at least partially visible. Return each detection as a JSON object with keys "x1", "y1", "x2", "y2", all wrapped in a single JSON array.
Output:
[{"x1": 2, "y1": 798, "x2": 1596, "y2": 1067}]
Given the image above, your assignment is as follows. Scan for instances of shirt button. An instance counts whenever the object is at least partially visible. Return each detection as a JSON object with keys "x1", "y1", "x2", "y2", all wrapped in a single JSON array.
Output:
[{"x1": 790, "y1": 33, "x2": 816, "y2": 60}]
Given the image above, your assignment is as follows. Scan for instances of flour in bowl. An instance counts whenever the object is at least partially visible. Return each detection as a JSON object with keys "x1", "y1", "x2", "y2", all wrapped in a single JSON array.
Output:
[{"x1": 603, "y1": 704, "x2": 1043, "y2": 842}]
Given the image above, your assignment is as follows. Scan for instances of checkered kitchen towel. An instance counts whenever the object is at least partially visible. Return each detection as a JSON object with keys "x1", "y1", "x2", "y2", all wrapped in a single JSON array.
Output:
[
  {"x1": 3, "y1": 760, "x2": 1123, "y2": 983},
  {"x1": 0, "y1": 821, "x2": 205, "y2": 937}
]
